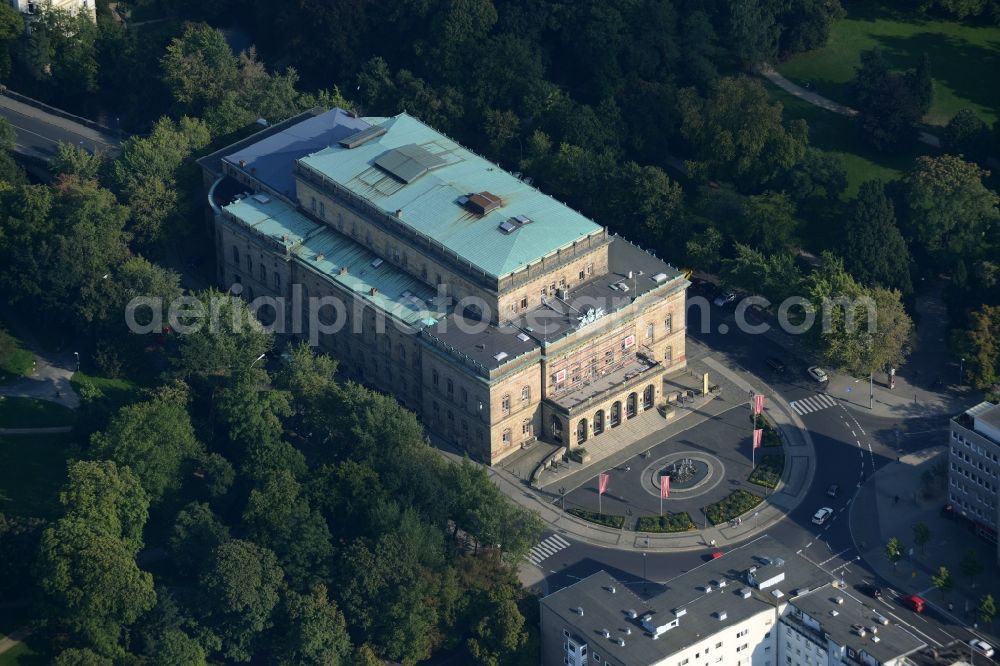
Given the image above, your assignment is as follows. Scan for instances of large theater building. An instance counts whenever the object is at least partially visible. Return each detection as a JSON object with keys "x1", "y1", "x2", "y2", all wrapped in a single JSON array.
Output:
[{"x1": 199, "y1": 108, "x2": 688, "y2": 464}]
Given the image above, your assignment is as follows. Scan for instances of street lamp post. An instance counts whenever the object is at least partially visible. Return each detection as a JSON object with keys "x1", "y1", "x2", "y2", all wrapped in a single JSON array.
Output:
[
  {"x1": 869, "y1": 372, "x2": 874, "y2": 410},
  {"x1": 559, "y1": 487, "x2": 566, "y2": 511},
  {"x1": 643, "y1": 551, "x2": 647, "y2": 596},
  {"x1": 960, "y1": 357, "x2": 966, "y2": 385}
]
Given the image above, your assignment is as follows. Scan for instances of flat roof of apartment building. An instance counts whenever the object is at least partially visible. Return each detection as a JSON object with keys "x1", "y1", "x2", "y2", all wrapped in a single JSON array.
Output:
[
  {"x1": 297, "y1": 112, "x2": 605, "y2": 279},
  {"x1": 789, "y1": 587, "x2": 924, "y2": 664},
  {"x1": 541, "y1": 535, "x2": 833, "y2": 665}
]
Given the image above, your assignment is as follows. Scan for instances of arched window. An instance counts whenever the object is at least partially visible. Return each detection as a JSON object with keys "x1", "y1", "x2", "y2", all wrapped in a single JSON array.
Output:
[
  {"x1": 664, "y1": 313, "x2": 673, "y2": 333},
  {"x1": 610, "y1": 402, "x2": 621, "y2": 427},
  {"x1": 446, "y1": 378, "x2": 454, "y2": 398},
  {"x1": 311, "y1": 196, "x2": 317, "y2": 212},
  {"x1": 594, "y1": 410, "x2": 605, "y2": 435},
  {"x1": 273, "y1": 273, "x2": 281, "y2": 290},
  {"x1": 551, "y1": 415, "x2": 563, "y2": 441},
  {"x1": 246, "y1": 255, "x2": 253, "y2": 273},
  {"x1": 502, "y1": 428, "x2": 512, "y2": 445},
  {"x1": 643, "y1": 385, "x2": 655, "y2": 410},
  {"x1": 319, "y1": 201, "x2": 325, "y2": 218},
  {"x1": 260, "y1": 264, "x2": 266, "y2": 282},
  {"x1": 398, "y1": 344, "x2": 406, "y2": 362},
  {"x1": 626, "y1": 392, "x2": 638, "y2": 419},
  {"x1": 664, "y1": 346, "x2": 673, "y2": 364},
  {"x1": 501, "y1": 394, "x2": 511, "y2": 415},
  {"x1": 522, "y1": 418, "x2": 532, "y2": 436},
  {"x1": 577, "y1": 418, "x2": 588, "y2": 443},
  {"x1": 461, "y1": 387, "x2": 468, "y2": 407}
]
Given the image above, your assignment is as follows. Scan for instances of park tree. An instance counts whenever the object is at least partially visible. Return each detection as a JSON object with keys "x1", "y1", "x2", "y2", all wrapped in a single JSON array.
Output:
[
  {"x1": 242, "y1": 469, "x2": 333, "y2": 587},
  {"x1": 932, "y1": 566, "x2": 953, "y2": 595},
  {"x1": 273, "y1": 584, "x2": 353, "y2": 666},
  {"x1": 0, "y1": 4, "x2": 23, "y2": 77},
  {"x1": 199, "y1": 539, "x2": 284, "y2": 662},
  {"x1": 912, "y1": 522, "x2": 931, "y2": 556},
  {"x1": 57, "y1": 460, "x2": 149, "y2": 554},
  {"x1": 51, "y1": 648, "x2": 113, "y2": 666},
  {"x1": 722, "y1": 243, "x2": 803, "y2": 303},
  {"x1": 843, "y1": 180, "x2": 913, "y2": 295},
  {"x1": 50, "y1": 143, "x2": 107, "y2": 181},
  {"x1": 885, "y1": 537, "x2": 903, "y2": 570},
  {"x1": 23, "y1": 8, "x2": 100, "y2": 100},
  {"x1": 678, "y1": 76, "x2": 808, "y2": 191},
  {"x1": 777, "y1": 0, "x2": 845, "y2": 56},
  {"x1": 275, "y1": 341, "x2": 338, "y2": 427},
  {"x1": 685, "y1": 226, "x2": 724, "y2": 272},
  {"x1": 740, "y1": 191, "x2": 798, "y2": 253},
  {"x1": 726, "y1": 0, "x2": 781, "y2": 67},
  {"x1": 36, "y1": 516, "x2": 156, "y2": 656},
  {"x1": 979, "y1": 593, "x2": 997, "y2": 624},
  {"x1": 903, "y1": 154, "x2": 999, "y2": 267},
  {"x1": 90, "y1": 381, "x2": 204, "y2": 504},
  {"x1": 805, "y1": 254, "x2": 913, "y2": 375},
  {"x1": 161, "y1": 22, "x2": 239, "y2": 115},
  {"x1": 952, "y1": 305, "x2": 1000, "y2": 390},
  {"x1": 173, "y1": 289, "x2": 273, "y2": 380},
  {"x1": 853, "y1": 49, "x2": 924, "y2": 151},
  {"x1": 169, "y1": 502, "x2": 231, "y2": 576},
  {"x1": 146, "y1": 628, "x2": 207, "y2": 666},
  {"x1": 944, "y1": 109, "x2": 990, "y2": 162},
  {"x1": 0, "y1": 117, "x2": 26, "y2": 186}
]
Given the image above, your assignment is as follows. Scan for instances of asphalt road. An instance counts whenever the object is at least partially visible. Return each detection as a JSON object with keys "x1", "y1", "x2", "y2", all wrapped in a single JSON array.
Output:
[
  {"x1": 530, "y1": 302, "x2": 985, "y2": 657},
  {"x1": 0, "y1": 95, "x2": 120, "y2": 160}
]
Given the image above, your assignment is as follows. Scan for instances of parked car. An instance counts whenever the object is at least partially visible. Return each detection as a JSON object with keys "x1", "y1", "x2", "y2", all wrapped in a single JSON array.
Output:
[
  {"x1": 827, "y1": 484, "x2": 840, "y2": 498},
  {"x1": 970, "y1": 639, "x2": 995, "y2": 657},
  {"x1": 807, "y1": 366, "x2": 829, "y2": 383},
  {"x1": 713, "y1": 290, "x2": 737, "y2": 307},
  {"x1": 903, "y1": 595, "x2": 925, "y2": 613},
  {"x1": 811, "y1": 507, "x2": 833, "y2": 525},
  {"x1": 710, "y1": 551, "x2": 725, "y2": 560},
  {"x1": 766, "y1": 357, "x2": 786, "y2": 373}
]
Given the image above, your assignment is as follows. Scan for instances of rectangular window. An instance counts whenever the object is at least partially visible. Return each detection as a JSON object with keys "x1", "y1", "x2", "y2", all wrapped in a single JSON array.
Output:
[
  {"x1": 521, "y1": 297, "x2": 528, "y2": 309},
  {"x1": 586, "y1": 263, "x2": 593, "y2": 276},
  {"x1": 665, "y1": 313, "x2": 673, "y2": 333},
  {"x1": 646, "y1": 323, "x2": 654, "y2": 339},
  {"x1": 502, "y1": 395, "x2": 511, "y2": 414},
  {"x1": 579, "y1": 270, "x2": 585, "y2": 280}
]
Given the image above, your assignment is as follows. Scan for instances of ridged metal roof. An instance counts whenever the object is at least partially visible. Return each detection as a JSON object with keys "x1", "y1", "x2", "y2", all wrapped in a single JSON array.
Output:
[{"x1": 297, "y1": 113, "x2": 604, "y2": 279}]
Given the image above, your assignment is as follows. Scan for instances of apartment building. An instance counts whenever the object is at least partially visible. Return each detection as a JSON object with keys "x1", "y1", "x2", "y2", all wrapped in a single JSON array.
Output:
[
  {"x1": 539, "y1": 536, "x2": 923, "y2": 666},
  {"x1": 199, "y1": 108, "x2": 688, "y2": 464},
  {"x1": 948, "y1": 401, "x2": 1000, "y2": 561}
]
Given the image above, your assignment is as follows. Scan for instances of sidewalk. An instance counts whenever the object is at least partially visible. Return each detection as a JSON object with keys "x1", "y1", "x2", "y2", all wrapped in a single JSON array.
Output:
[
  {"x1": 0, "y1": 314, "x2": 79, "y2": 410},
  {"x1": 472, "y1": 353, "x2": 818, "y2": 553},
  {"x1": 850, "y1": 446, "x2": 1000, "y2": 640}
]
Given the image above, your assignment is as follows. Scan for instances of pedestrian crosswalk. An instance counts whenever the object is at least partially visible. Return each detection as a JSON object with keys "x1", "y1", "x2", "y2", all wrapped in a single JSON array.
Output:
[
  {"x1": 789, "y1": 393, "x2": 838, "y2": 416},
  {"x1": 525, "y1": 534, "x2": 571, "y2": 566}
]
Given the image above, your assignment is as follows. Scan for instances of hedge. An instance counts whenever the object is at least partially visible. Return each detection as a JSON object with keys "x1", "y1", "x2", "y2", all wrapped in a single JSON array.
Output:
[
  {"x1": 705, "y1": 490, "x2": 764, "y2": 525},
  {"x1": 749, "y1": 414, "x2": 783, "y2": 447},
  {"x1": 748, "y1": 454, "x2": 784, "y2": 489},
  {"x1": 636, "y1": 512, "x2": 696, "y2": 533},
  {"x1": 568, "y1": 508, "x2": 625, "y2": 529}
]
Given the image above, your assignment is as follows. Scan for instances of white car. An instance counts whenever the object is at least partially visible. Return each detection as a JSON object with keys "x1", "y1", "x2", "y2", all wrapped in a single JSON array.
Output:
[
  {"x1": 812, "y1": 507, "x2": 833, "y2": 525},
  {"x1": 807, "y1": 366, "x2": 829, "y2": 383},
  {"x1": 970, "y1": 639, "x2": 994, "y2": 657}
]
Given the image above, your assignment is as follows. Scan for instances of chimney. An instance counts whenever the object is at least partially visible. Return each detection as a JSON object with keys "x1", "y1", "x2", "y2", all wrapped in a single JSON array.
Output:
[
  {"x1": 395, "y1": 208, "x2": 403, "y2": 218},
  {"x1": 339, "y1": 266, "x2": 348, "y2": 275},
  {"x1": 315, "y1": 254, "x2": 324, "y2": 262},
  {"x1": 239, "y1": 159, "x2": 246, "y2": 168},
  {"x1": 370, "y1": 287, "x2": 378, "y2": 296}
]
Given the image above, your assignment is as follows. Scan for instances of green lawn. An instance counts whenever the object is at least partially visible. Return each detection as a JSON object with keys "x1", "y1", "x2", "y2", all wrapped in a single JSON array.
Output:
[
  {"x1": 0, "y1": 397, "x2": 76, "y2": 429},
  {"x1": 0, "y1": 642, "x2": 34, "y2": 666},
  {"x1": 769, "y1": 84, "x2": 935, "y2": 197},
  {"x1": 0, "y1": 328, "x2": 33, "y2": 385},
  {"x1": 776, "y1": 3, "x2": 1000, "y2": 126},
  {"x1": 0, "y1": 433, "x2": 76, "y2": 517},
  {"x1": 71, "y1": 371, "x2": 139, "y2": 408}
]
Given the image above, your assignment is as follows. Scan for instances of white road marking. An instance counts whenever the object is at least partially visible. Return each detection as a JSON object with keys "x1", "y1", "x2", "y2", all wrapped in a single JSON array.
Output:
[
  {"x1": 525, "y1": 534, "x2": 572, "y2": 565},
  {"x1": 819, "y1": 548, "x2": 852, "y2": 566},
  {"x1": 790, "y1": 393, "x2": 838, "y2": 415}
]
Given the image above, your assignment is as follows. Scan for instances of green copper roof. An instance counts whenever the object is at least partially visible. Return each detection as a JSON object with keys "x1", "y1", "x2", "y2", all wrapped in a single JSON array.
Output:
[
  {"x1": 222, "y1": 195, "x2": 446, "y2": 327},
  {"x1": 297, "y1": 113, "x2": 605, "y2": 279}
]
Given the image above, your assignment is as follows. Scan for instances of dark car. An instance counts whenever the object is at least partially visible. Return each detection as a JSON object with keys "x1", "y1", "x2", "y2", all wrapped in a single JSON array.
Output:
[
  {"x1": 766, "y1": 357, "x2": 786, "y2": 373},
  {"x1": 859, "y1": 583, "x2": 883, "y2": 599}
]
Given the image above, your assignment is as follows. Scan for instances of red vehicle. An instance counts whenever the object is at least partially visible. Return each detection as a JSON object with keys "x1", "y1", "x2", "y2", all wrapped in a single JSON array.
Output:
[
  {"x1": 711, "y1": 551, "x2": 724, "y2": 560},
  {"x1": 903, "y1": 595, "x2": 925, "y2": 613}
]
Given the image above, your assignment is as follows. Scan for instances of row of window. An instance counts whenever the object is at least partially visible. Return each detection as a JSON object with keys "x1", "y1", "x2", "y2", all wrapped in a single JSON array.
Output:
[
  {"x1": 952, "y1": 446, "x2": 999, "y2": 479},
  {"x1": 231, "y1": 246, "x2": 282, "y2": 290},
  {"x1": 949, "y1": 477, "x2": 997, "y2": 509},
  {"x1": 952, "y1": 460, "x2": 997, "y2": 492},
  {"x1": 950, "y1": 492, "x2": 995, "y2": 520},
  {"x1": 953, "y1": 430, "x2": 999, "y2": 462}
]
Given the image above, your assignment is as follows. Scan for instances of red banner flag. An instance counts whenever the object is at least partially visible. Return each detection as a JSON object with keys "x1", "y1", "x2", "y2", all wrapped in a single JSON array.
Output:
[
  {"x1": 754, "y1": 394, "x2": 765, "y2": 415},
  {"x1": 598, "y1": 473, "x2": 609, "y2": 495},
  {"x1": 660, "y1": 475, "x2": 670, "y2": 499},
  {"x1": 753, "y1": 428, "x2": 763, "y2": 449}
]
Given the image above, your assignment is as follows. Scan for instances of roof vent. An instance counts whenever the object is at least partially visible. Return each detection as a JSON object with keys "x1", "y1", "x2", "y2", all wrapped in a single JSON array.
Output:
[
  {"x1": 771, "y1": 589, "x2": 784, "y2": 599},
  {"x1": 338, "y1": 266, "x2": 348, "y2": 275},
  {"x1": 716, "y1": 611, "x2": 728, "y2": 621},
  {"x1": 513, "y1": 214, "x2": 532, "y2": 225},
  {"x1": 739, "y1": 588, "x2": 752, "y2": 599},
  {"x1": 371, "y1": 258, "x2": 384, "y2": 268},
  {"x1": 608, "y1": 586, "x2": 616, "y2": 594},
  {"x1": 493, "y1": 352, "x2": 508, "y2": 362},
  {"x1": 466, "y1": 191, "x2": 501, "y2": 215},
  {"x1": 315, "y1": 254, "x2": 325, "y2": 262},
  {"x1": 602, "y1": 629, "x2": 610, "y2": 639},
  {"x1": 673, "y1": 608, "x2": 686, "y2": 618},
  {"x1": 252, "y1": 193, "x2": 270, "y2": 204},
  {"x1": 871, "y1": 636, "x2": 880, "y2": 643},
  {"x1": 238, "y1": 159, "x2": 247, "y2": 168},
  {"x1": 625, "y1": 627, "x2": 631, "y2": 635},
  {"x1": 652, "y1": 272, "x2": 668, "y2": 284},
  {"x1": 705, "y1": 584, "x2": 714, "y2": 593},
  {"x1": 575, "y1": 607, "x2": 584, "y2": 616},
  {"x1": 830, "y1": 610, "x2": 839, "y2": 617},
  {"x1": 338, "y1": 125, "x2": 387, "y2": 149},
  {"x1": 616, "y1": 638, "x2": 625, "y2": 647},
  {"x1": 627, "y1": 609, "x2": 638, "y2": 619},
  {"x1": 370, "y1": 288, "x2": 378, "y2": 296},
  {"x1": 281, "y1": 234, "x2": 288, "y2": 242},
  {"x1": 517, "y1": 332, "x2": 531, "y2": 342}
]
